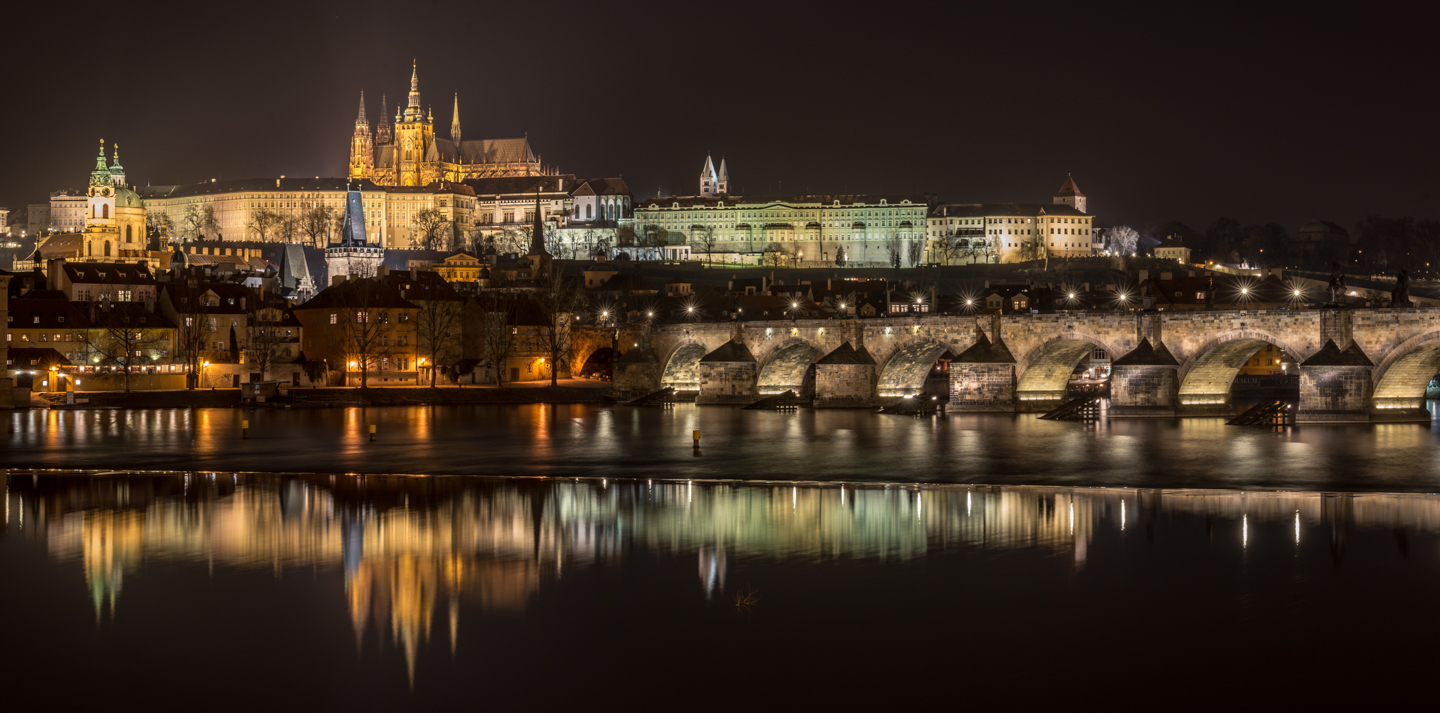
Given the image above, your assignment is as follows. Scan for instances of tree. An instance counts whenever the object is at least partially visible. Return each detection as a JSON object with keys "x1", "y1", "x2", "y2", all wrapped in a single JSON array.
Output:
[
  {"x1": 89, "y1": 300, "x2": 168, "y2": 393},
  {"x1": 167, "y1": 281, "x2": 210, "y2": 389},
  {"x1": 1109, "y1": 225, "x2": 1140, "y2": 256},
  {"x1": 275, "y1": 214, "x2": 301, "y2": 244},
  {"x1": 413, "y1": 208, "x2": 452, "y2": 250},
  {"x1": 479, "y1": 290, "x2": 520, "y2": 386},
  {"x1": 694, "y1": 226, "x2": 719, "y2": 267},
  {"x1": 529, "y1": 273, "x2": 584, "y2": 387},
  {"x1": 886, "y1": 236, "x2": 904, "y2": 269},
  {"x1": 906, "y1": 239, "x2": 924, "y2": 268},
  {"x1": 245, "y1": 298, "x2": 287, "y2": 382},
  {"x1": 1205, "y1": 217, "x2": 1244, "y2": 264},
  {"x1": 299, "y1": 205, "x2": 337, "y2": 247},
  {"x1": 415, "y1": 291, "x2": 464, "y2": 387},
  {"x1": 246, "y1": 209, "x2": 281, "y2": 243},
  {"x1": 175, "y1": 204, "x2": 217, "y2": 242},
  {"x1": 147, "y1": 212, "x2": 173, "y2": 245},
  {"x1": 337, "y1": 279, "x2": 396, "y2": 389}
]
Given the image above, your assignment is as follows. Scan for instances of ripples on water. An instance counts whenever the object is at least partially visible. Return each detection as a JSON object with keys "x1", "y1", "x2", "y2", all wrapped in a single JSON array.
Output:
[
  {"x1": 3, "y1": 472, "x2": 1439, "y2": 709},
  {"x1": 5, "y1": 404, "x2": 1440, "y2": 490}
]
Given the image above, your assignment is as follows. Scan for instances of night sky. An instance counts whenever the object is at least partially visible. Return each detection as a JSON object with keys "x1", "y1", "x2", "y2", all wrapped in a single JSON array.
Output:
[{"x1": 5, "y1": 1, "x2": 1437, "y2": 233}]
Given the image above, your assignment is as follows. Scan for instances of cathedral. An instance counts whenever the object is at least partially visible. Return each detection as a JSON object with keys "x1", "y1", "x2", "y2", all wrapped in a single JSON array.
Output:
[{"x1": 348, "y1": 62, "x2": 544, "y2": 186}]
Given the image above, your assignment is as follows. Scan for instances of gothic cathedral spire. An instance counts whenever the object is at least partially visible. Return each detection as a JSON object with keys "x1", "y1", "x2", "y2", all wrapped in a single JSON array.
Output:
[
  {"x1": 451, "y1": 93, "x2": 461, "y2": 144},
  {"x1": 350, "y1": 91, "x2": 374, "y2": 180},
  {"x1": 376, "y1": 95, "x2": 392, "y2": 145}
]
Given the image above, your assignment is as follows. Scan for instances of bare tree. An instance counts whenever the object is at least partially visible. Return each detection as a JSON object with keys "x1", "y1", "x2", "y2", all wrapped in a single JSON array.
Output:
[
  {"x1": 886, "y1": 236, "x2": 904, "y2": 269},
  {"x1": 906, "y1": 238, "x2": 924, "y2": 268},
  {"x1": 415, "y1": 293, "x2": 464, "y2": 387},
  {"x1": 147, "y1": 212, "x2": 173, "y2": 244},
  {"x1": 174, "y1": 205, "x2": 217, "y2": 242},
  {"x1": 529, "y1": 274, "x2": 584, "y2": 387},
  {"x1": 413, "y1": 208, "x2": 452, "y2": 250},
  {"x1": 89, "y1": 300, "x2": 169, "y2": 393},
  {"x1": 338, "y1": 280, "x2": 396, "y2": 389},
  {"x1": 494, "y1": 227, "x2": 528, "y2": 255},
  {"x1": 479, "y1": 290, "x2": 520, "y2": 386},
  {"x1": 245, "y1": 298, "x2": 287, "y2": 381},
  {"x1": 299, "y1": 205, "x2": 337, "y2": 247},
  {"x1": 1109, "y1": 225, "x2": 1140, "y2": 256},
  {"x1": 694, "y1": 226, "x2": 719, "y2": 267},
  {"x1": 246, "y1": 209, "x2": 281, "y2": 243},
  {"x1": 164, "y1": 281, "x2": 210, "y2": 389}
]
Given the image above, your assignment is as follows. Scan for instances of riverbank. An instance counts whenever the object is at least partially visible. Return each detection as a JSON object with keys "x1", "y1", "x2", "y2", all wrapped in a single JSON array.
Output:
[{"x1": 30, "y1": 383, "x2": 613, "y2": 409}]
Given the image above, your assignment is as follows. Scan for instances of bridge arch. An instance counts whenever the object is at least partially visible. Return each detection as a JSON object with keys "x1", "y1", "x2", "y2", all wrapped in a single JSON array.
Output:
[
  {"x1": 1372, "y1": 331, "x2": 1440, "y2": 404},
  {"x1": 660, "y1": 342, "x2": 708, "y2": 390},
  {"x1": 757, "y1": 339, "x2": 822, "y2": 395},
  {"x1": 1015, "y1": 333, "x2": 1120, "y2": 397},
  {"x1": 1176, "y1": 330, "x2": 1309, "y2": 401},
  {"x1": 877, "y1": 341, "x2": 961, "y2": 396}
]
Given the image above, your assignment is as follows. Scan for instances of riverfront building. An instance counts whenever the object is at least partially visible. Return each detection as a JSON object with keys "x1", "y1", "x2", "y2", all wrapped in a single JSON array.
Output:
[{"x1": 925, "y1": 176, "x2": 1095, "y2": 264}]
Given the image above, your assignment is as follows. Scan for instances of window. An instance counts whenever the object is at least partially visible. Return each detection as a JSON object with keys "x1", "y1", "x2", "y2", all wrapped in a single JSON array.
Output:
[
  {"x1": 208, "y1": 318, "x2": 217, "y2": 332},
  {"x1": 32, "y1": 316, "x2": 38, "y2": 324},
  {"x1": 329, "y1": 313, "x2": 338, "y2": 324}
]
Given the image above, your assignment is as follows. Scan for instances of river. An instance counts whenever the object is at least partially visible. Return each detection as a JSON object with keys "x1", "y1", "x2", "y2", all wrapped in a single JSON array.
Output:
[{"x1": 5, "y1": 403, "x2": 1440, "y2": 491}]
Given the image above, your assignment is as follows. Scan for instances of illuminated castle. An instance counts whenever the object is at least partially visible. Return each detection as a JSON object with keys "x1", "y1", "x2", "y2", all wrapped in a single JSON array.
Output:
[{"x1": 348, "y1": 62, "x2": 544, "y2": 186}]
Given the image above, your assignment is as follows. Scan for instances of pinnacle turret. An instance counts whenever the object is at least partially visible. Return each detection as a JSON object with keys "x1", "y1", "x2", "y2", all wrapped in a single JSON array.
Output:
[
  {"x1": 451, "y1": 93, "x2": 461, "y2": 143},
  {"x1": 356, "y1": 91, "x2": 368, "y2": 126},
  {"x1": 89, "y1": 138, "x2": 112, "y2": 187}
]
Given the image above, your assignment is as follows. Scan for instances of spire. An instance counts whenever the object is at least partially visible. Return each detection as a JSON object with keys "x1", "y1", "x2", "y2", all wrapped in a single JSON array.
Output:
[
  {"x1": 530, "y1": 189, "x2": 548, "y2": 256},
  {"x1": 450, "y1": 93, "x2": 461, "y2": 143},
  {"x1": 717, "y1": 157, "x2": 729, "y2": 194},
  {"x1": 1055, "y1": 173, "x2": 1083, "y2": 197},
  {"x1": 699, "y1": 154, "x2": 717, "y2": 197},
  {"x1": 407, "y1": 59, "x2": 421, "y2": 111},
  {"x1": 356, "y1": 91, "x2": 368, "y2": 126},
  {"x1": 376, "y1": 95, "x2": 392, "y2": 144},
  {"x1": 109, "y1": 143, "x2": 125, "y2": 186}
]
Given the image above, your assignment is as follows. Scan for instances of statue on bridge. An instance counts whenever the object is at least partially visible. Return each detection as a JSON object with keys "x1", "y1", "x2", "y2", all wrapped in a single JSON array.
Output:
[
  {"x1": 1205, "y1": 276, "x2": 1214, "y2": 310},
  {"x1": 1328, "y1": 262, "x2": 1347, "y2": 305},
  {"x1": 1392, "y1": 269, "x2": 1412, "y2": 308}
]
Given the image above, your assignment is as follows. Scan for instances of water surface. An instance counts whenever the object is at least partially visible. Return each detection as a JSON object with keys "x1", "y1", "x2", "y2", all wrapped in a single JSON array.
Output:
[
  {"x1": 2, "y1": 473, "x2": 1436, "y2": 709},
  {"x1": 6, "y1": 404, "x2": 1440, "y2": 490}
]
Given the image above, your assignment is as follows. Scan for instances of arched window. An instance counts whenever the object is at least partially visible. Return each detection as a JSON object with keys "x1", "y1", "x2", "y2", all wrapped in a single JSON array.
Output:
[
  {"x1": 104, "y1": 241, "x2": 111, "y2": 257},
  {"x1": 87, "y1": 241, "x2": 93, "y2": 257},
  {"x1": 126, "y1": 225, "x2": 132, "y2": 242},
  {"x1": 586, "y1": 204, "x2": 593, "y2": 219},
  {"x1": 102, "y1": 204, "x2": 109, "y2": 219}
]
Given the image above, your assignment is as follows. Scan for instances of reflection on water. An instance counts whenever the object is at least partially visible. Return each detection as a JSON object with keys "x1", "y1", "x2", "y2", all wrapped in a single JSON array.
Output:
[{"x1": 7, "y1": 470, "x2": 1440, "y2": 697}]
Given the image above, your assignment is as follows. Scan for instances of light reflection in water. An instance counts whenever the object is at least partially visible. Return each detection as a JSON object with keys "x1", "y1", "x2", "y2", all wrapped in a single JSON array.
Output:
[{"x1": 9, "y1": 473, "x2": 1440, "y2": 683}]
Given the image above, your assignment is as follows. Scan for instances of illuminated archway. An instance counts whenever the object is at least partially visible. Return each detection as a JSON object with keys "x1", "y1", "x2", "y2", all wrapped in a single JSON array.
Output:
[
  {"x1": 878, "y1": 342, "x2": 953, "y2": 396},
  {"x1": 661, "y1": 343, "x2": 708, "y2": 390},
  {"x1": 1177, "y1": 331, "x2": 1304, "y2": 404},
  {"x1": 1015, "y1": 335, "x2": 1116, "y2": 399},
  {"x1": 758, "y1": 342, "x2": 821, "y2": 394},
  {"x1": 1372, "y1": 331, "x2": 1440, "y2": 408}
]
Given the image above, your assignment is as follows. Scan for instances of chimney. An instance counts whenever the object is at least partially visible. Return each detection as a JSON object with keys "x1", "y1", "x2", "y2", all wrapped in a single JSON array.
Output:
[
  {"x1": 1160, "y1": 272, "x2": 1173, "y2": 281},
  {"x1": 332, "y1": 275, "x2": 347, "y2": 287},
  {"x1": 409, "y1": 266, "x2": 418, "y2": 281},
  {"x1": 377, "y1": 265, "x2": 390, "y2": 277}
]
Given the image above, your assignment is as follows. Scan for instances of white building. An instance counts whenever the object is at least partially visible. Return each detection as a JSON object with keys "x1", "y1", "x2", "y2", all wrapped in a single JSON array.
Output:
[
  {"x1": 49, "y1": 190, "x2": 87, "y2": 232},
  {"x1": 925, "y1": 176, "x2": 1095, "y2": 264}
]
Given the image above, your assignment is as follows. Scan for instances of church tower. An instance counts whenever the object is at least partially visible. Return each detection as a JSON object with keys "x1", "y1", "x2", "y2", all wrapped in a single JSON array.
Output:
[
  {"x1": 699, "y1": 154, "x2": 717, "y2": 197},
  {"x1": 717, "y1": 158, "x2": 729, "y2": 195},
  {"x1": 87, "y1": 139, "x2": 116, "y2": 232},
  {"x1": 375, "y1": 95, "x2": 392, "y2": 146},
  {"x1": 394, "y1": 61, "x2": 435, "y2": 186},
  {"x1": 1053, "y1": 174, "x2": 1086, "y2": 214},
  {"x1": 451, "y1": 93, "x2": 461, "y2": 144},
  {"x1": 349, "y1": 92, "x2": 374, "y2": 180}
]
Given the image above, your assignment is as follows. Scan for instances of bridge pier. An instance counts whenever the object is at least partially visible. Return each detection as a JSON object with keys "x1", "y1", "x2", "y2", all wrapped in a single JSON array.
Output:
[
  {"x1": 1109, "y1": 339, "x2": 1180, "y2": 418},
  {"x1": 1295, "y1": 340, "x2": 1374, "y2": 423},
  {"x1": 948, "y1": 332, "x2": 1017, "y2": 412},
  {"x1": 812, "y1": 343, "x2": 879, "y2": 408},
  {"x1": 696, "y1": 340, "x2": 759, "y2": 405},
  {"x1": 613, "y1": 348, "x2": 661, "y2": 399}
]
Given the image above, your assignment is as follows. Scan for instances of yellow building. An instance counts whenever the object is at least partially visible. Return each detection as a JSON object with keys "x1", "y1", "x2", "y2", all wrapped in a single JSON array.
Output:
[
  {"x1": 434, "y1": 250, "x2": 485, "y2": 283},
  {"x1": 349, "y1": 63, "x2": 543, "y2": 186},
  {"x1": 926, "y1": 177, "x2": 1095, "y2": 264}
]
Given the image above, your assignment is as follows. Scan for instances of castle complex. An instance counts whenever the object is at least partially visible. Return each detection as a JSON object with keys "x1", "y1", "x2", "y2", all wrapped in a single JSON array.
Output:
[{"x1": 348, "y1": 62, "x2": 543, "y2": 186}]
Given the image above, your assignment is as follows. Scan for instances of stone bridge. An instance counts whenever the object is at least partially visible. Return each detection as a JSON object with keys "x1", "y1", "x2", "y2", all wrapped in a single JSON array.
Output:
[{"x1": 582, "y1": 308, "x2": 1440, "y2": 423}]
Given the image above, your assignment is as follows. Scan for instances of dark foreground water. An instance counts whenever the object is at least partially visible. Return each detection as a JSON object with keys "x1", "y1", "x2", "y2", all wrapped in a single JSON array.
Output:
[
  {"x1": 3, "y1": 473, "x2": 1439, "y2": 709},
  {"x1": 5, "y1": 403, "x2": 1440, "y2": 490}
]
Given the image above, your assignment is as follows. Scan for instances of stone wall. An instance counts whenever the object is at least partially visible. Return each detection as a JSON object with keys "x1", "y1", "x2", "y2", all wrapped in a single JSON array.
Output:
[
  {"x1": 1297, "y1": 365, "x2": 1373, "y2": 423},
  {"x1": 1110, "y1": 365, "x2": 1178, "y2": 417},
  {"x1": 813, "y1": 363, "x2": 875, "y2": 408},
  {"x1": 949, "y1": 363, "x2": 1015, "y2": 412},
  {"x1": 696, "y1": 362, "x2": 758, "y2": 404}
]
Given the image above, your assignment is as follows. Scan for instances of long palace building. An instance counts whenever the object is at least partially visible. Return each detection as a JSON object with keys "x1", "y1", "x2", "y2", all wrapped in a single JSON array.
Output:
[{"x1": 349, "y1": 62, "x2": 544, "y2": 186}]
